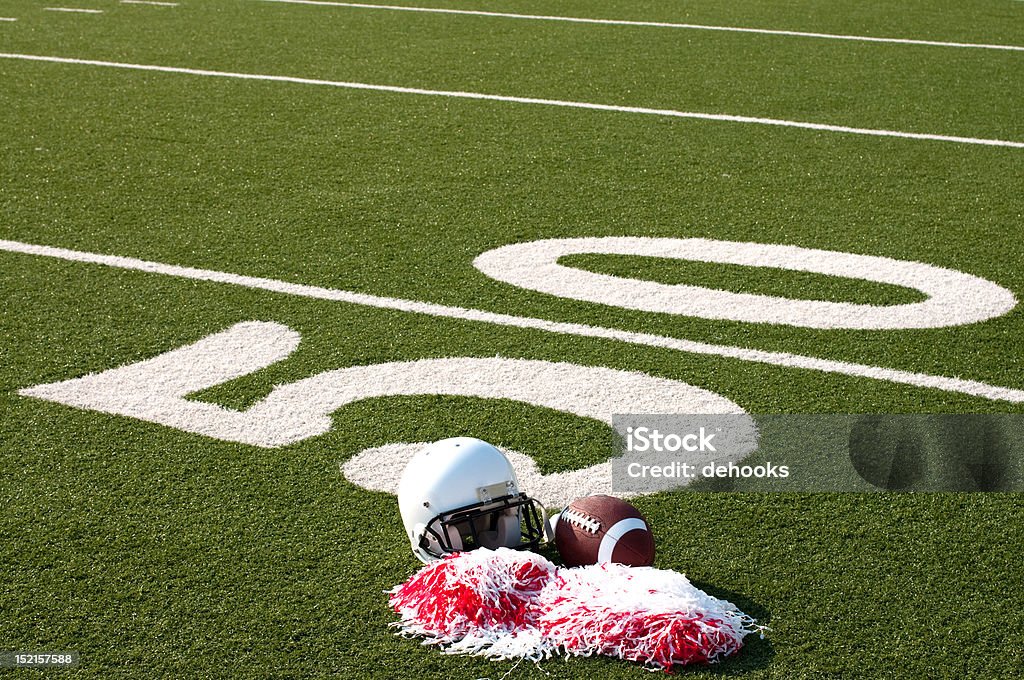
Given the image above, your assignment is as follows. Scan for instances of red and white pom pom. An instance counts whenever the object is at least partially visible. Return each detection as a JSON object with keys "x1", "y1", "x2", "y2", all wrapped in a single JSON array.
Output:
[
  {"x1": 538, "y1": 562, "x2": 761, "y2": 670},
  {"x1": 388, "y1": 549, "x2": 762, "y2": 670},
  {"x1": 387, "y1": 547, "x2": 557, "y2": 660}
]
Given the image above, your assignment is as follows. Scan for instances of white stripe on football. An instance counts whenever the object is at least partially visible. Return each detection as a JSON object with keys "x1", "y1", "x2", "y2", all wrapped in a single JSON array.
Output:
[{"x1": 554, "y1": 495, "x2": 655, "y2": 567}]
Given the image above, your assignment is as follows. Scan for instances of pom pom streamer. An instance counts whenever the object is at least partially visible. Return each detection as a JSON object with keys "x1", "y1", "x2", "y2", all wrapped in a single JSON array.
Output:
[
  {"x1": 387, "y1": 548, "x2": 559, "y2": 660},
  {"x1": 538, "y1": 563, "x2": 761, "y2": 668},
  {"x1": 388, "y1": 548, "x2": 764, "y2": 671}
]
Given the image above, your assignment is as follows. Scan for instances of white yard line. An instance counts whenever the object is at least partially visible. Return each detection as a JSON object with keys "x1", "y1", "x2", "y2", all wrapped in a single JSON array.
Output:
[
  {"x1": 43, "y1": 7, "x2": 104, "y2": 13},
  {"x1": 258, "y1": 0, "x2": 1024, "y2": 53},
  {"x1": 3, "y1": 238, "x2": 1023, "y2": 403},
  {"x1": 0, "y1": 17, "x2": 18, "y2": 22},
  {"x1": 1, "y1": 52, "x2": 1022, "y2": 148}
]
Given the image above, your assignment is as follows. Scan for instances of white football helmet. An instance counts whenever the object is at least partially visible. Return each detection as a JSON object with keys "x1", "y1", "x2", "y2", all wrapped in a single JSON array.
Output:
[{"x1": 398, "y1": 437, "x2": 547, "y2": 563}]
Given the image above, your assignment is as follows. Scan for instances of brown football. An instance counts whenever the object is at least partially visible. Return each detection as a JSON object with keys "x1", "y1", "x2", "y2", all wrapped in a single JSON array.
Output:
[{"x1": 553, "y1": 495, "x2": 655, "y2": 567}]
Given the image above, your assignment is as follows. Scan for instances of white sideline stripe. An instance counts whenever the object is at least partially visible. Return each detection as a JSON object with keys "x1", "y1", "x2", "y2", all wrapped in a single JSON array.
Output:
[
  {"x1": 3, "y1": 238, "x2": 1024, "y2": 404},
  {"x1": 259, "y1": 0, "x2": 1024, "y2": 53},
  {"x1": 121, "y1": 0, "x2": 179, "y2": 6},
  {"x1": 0, "y1": 17, "x2": 18, "y2": 22},
  {"x1": 43, "y1": 7, "x2": 104, "y2": 13},
  {"x1": 1, "y1": 53, "x2": 1022, "y2": 149}
]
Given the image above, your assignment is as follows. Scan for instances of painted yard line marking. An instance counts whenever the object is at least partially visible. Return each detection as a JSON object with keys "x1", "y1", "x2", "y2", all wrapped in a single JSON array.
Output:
[
  {"x1": 259, "y1": 0, "x2": 1024, "y2": 53},
  {"x1": 3, "y1": 238, "x2": 1023, "y2": 404},
  {"x1": 1, "y1": 53, "x2": 1022, "y2": 149},
  {"x1": 121, "y1": 0, "x2": 179, "y2": 6},
  {"x1": 43, "y1": 7, "x2": 104, "y2": 13},
  {"x1": 0, "y1": 17, "x2": 18, "y2": 22}
]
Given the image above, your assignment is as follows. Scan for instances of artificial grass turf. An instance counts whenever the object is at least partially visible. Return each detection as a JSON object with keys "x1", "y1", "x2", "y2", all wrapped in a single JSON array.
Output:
[
  {"x1": 558, "y1": 254, "x2": 930, "y2": 306},
  {"x1": 3, "y1": 394, "x2": 1024, "y2": 678},
  {"x1": 3, "y1": 250, "x2": 1024, "y2": 677},
  {"x1": 2, "y1": 0, "x2": 1022, "y2": 141},
  {"x1": 2, "y1": 61, "x2": 1023, "y2": 388},
  {"x1": 2, "y1": 10, "x2": 1023, "y2": 386},
  {"x1": 2, "y1": 0, "x2": 1024, "y2": 676}
]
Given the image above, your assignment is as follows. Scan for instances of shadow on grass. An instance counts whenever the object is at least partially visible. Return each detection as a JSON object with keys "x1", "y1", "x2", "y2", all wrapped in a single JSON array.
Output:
[
  {"x1": 689, "y1": 579, "x2": 775, "y2": 675},
  {"x1": 531, "y1": 544, "x2": 775, "y2": 675}
]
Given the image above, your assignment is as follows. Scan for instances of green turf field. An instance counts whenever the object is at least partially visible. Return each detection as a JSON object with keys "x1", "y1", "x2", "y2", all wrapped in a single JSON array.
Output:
[{"x1": 2, "y1": 0, "x2": 1023, "y2": 676}]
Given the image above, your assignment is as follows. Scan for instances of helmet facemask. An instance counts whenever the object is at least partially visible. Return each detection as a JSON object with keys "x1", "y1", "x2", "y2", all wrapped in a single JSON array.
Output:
[{"x1": 418, "y1": 491, "x2": 546, "y2": 560}]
